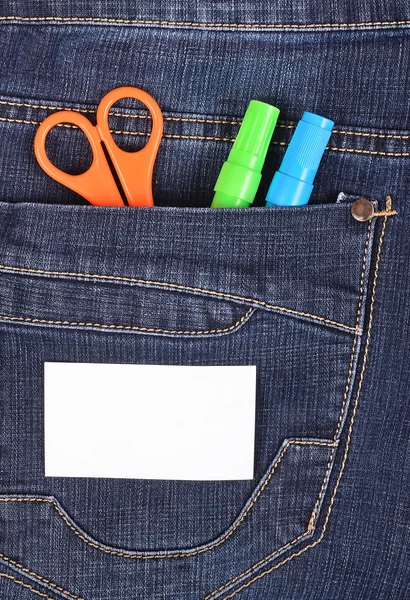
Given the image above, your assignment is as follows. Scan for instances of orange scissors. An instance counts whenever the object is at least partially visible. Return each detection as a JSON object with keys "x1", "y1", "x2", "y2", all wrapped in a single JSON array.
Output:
[{"x1": 34, "y1": 86, "x2": 163, "y2": 207}]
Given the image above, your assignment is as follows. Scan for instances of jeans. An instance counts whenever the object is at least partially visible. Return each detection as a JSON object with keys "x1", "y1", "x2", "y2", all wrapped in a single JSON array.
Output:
[{"x1": 0, "y1": 2, "x2": 409, "y2": 599}]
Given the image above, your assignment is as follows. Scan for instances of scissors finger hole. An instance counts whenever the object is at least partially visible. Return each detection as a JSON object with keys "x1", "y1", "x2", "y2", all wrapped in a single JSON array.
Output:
[
  {"x1": 107, "y1": 98, "x2": 152, "y2": 153},
  {"x1": 44, "y1": 122, "x2": 93, "y2": 175}
]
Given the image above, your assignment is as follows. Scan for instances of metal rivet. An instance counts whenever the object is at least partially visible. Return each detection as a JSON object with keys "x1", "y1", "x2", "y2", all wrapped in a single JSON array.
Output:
[{"x1": 351, "y1": 198, "x2": 374, "y2": 222}]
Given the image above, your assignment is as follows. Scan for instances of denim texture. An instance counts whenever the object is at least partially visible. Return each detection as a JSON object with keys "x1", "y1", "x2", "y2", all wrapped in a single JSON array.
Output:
[{"x1": 0, "y1": 3, "x2": 409, "y2": 599}]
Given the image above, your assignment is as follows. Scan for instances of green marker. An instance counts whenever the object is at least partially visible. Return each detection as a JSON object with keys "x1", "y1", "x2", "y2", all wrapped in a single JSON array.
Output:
[{"x1": 211, "y1": 100, "x2": 280, "y2": 208}]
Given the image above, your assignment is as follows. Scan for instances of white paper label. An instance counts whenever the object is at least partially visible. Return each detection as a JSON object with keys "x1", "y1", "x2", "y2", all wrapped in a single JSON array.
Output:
[{"x1": 44, "y1": 362, "x2": 256, "y2": 480}]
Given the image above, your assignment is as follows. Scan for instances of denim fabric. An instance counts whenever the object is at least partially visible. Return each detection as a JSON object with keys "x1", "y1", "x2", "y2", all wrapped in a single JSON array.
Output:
[{"x1": 0, "y1": 3, "x2": 409, "y2": 600}]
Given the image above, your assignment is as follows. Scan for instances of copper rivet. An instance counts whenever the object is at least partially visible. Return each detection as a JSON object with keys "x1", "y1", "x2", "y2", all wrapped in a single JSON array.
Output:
[{"x1": 351, "y1": 198, "x2": 374, "y2": 222}]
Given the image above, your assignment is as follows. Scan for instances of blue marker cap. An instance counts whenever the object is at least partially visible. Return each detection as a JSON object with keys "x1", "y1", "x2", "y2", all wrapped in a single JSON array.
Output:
[{"x1": 265, "y1": 111, "x2": 334, "y2": 207}]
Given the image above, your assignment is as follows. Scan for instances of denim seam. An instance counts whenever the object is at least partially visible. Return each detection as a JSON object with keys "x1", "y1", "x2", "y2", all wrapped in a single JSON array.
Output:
[
  {"x1": 0, "y1": 440, "x2": 337, "y2": 561},
  {"x1": 203, "y1": 444, "x2": 340, "y2": 600},
  {"x1": 328, "y1": 146, "x2": 410, "y2": 157},
  {"x1": 1, "y1": 116, "x2": 409, "y2": 156},
  {"x1": 209, "y1": 203, "x2": 389, "y2": 600},
  {"x1": 0, "y1": 16, "x2": 409, "y2": 30},
  {"x1": 0, "y1": 99, "x2": 243, "y2": 125},
  {"x1": 3, "y1": 98, "x2": 410, "y2": 139},
  {"x1": 0, "y1": 306, "x2": 254, "y2": 337},
  {"x1": 0, "y1": 559, "x2": 82, "y2": 600},
  {"x1": 305, "y1": 444, "x2": 338, "y2": 533},
  {"x1": 202, "y1": 218, "x2": 372, "y2": 599},
  {"x1": 0, "y1": 116, "x2": 236, "y2": 143},
  {"x1": 0, "y1": 264, "x2": 363, "y2": 334},
  {"x1": 333, "y1": 221, "x2": 372, "y2": 441},
  {"x1": 0, "y1": 570, "x2": 71, "y2": 600},
  {"x1": 333, "y1": 129, "x2": 410, "y2": 140}
]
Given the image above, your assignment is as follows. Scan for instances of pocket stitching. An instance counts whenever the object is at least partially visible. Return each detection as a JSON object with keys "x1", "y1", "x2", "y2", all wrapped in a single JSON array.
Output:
[
  {"x1": 3, "y1": 114, "x2": 409, "y2": 155},
  {"x1": 203, "y1": 445, "x2": 340, "y2": 600},
  {"x1": 0, "y1": 568, "x2": 81, "y2": 600},
  {"x1": 0, "y1": 263, "x2": 364, "y2": 334},
  {"x1": 2, "y1": 97, "x2": 410, "y2": 140},
  {"x1": 0, "y1": 440, "x2": 337, "y2": 560},
  {"x1": 0, "y1": 306, "x2": 255, "y2": 337},
  {"x1": 2, "y1": 115, "x2": 410, "y2": 156},
  {"x1": 0, "y1": 16, "x2": 409, "y2": 32},
  {"x1": 205, "y1": 205, "x2": 388, "y2": 600},
  {"x1": 333, "y1": 220, "x2": 371, "y2": 440},
  {"x1": 0, "y1": 571, "x2": 54, "y2": 599},
  {"x1": 0, "y1": 211, "x2": 379, "y2": 597}
]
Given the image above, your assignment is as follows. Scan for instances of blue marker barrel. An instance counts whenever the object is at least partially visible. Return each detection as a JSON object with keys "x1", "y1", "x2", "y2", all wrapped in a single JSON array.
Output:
[{"x1": 265, "y1": 112, "x2": 334, "y2": 207}]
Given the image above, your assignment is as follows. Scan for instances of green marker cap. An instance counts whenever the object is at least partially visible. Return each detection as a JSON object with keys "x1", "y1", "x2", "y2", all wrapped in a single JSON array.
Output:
[{"x1": 211, "y1": 100, "x2": 280, "y2": 208}]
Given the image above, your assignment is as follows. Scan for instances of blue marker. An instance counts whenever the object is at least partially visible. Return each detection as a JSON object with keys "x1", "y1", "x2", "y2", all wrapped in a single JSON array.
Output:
[{"x1": 265, "y1": 112, "x2": 334, "y2": 207}]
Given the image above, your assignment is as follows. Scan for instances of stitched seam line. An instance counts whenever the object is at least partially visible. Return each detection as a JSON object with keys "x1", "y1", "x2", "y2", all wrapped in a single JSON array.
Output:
[
  {"x1": 0, "y1": 220, "x2": 381, "y2": 589},
  {"x1": 0, "y1": 441, "x2": 336, "y2": 560},
  {"x1": 0, "y1": 116, "x2": 236, "y2": 142},
  {"x1": 214, "y1": 202, "x2": 388, "y2": 600},
  {"x1": 0, "y1": 308, "x2": 356, "y2": 335},
  {"x1": 333, "y1": 220, "x2": 371, "y2": 440},
  {"x1": 203, "y1": 212, "x2": 373, "y2": 599},
  {"x1": 0, "y1": 557, "x2": 81, "y2": 600},
  {"x1": 372, "y1": 209, "x2": 397, "y2": 217},
  {"x1": 328, "y1": 146, "x2": 410, "y2": 157},
  {"x1": 0, "y1": 264, "x2": 361, "y2": 333},
  {"x1": 203, "y1": 444, "x2": 338, "y2": 600},
  {"x1": 0, "y1": 570, "x2": 80, "y2": 600},
  {"x1": 0, "y1": 99, "x2": 243, "y2": 125},
  {"x1": 0, "y1": 307, "x2": 254, "y2": 336},
  {"x1": 0, "y1": 16, "x2": 410, "y2": 29},
  {"x1": 0, "y1": 116, "x2": 408, "y2": 156},
  {"x1": 204, "y1": 532, "x2": 311, "y2": 600},
  {"x1": 306, "y1": 443, "x2": 337, "y2": 532},
  {"x1": 0, "y1": 572, "x2": 53, "y2": 599},
  {"x1": 332, "y1": 129, "x2": 410, "y2": 140},
  {"x1": 2, "y1": 99, "x2": 410, "y2": 140}
]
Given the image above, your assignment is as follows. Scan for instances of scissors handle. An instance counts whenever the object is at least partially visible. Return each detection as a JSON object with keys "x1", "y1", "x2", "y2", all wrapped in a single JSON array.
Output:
[
  {"x1": 34, "y1": 110, "x2": 124, "y2": 206},
  {"x1": 96, "y1": 86, "x2": 164, "y2": 207}
]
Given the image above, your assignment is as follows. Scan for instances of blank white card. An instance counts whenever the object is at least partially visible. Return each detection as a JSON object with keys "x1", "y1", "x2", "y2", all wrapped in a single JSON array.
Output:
[{"x1": 44, "y1": 362, "x2": 256, "y2": 480}]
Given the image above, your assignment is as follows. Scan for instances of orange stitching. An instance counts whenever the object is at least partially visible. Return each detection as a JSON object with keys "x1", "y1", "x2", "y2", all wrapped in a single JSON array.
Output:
[
  {"x1": 333, "y1": 128, "x2": 410, "y2": 140},
  {"x1": 1, "y1": 116, "x2": 409, "y2": 156},
  {"x1": 328, "y1": 146, "x2": 410, "y2": 157},
  {"x1": 372, "y1": 195, "x2": 397, "y2": 218},
  {"x1": 0, "y1": 571, "x2": 71, "y2": 600},
  {"x1": 148, "y1": 131, "x2": 235, "y2": 142},
  {"x1": 204, "y1": 205, "x2": 375, "y2": 599},
  {"x1": 4, "y1": 99, "x2": 410, "y2": 140},
  {"x1": 203, "y1": 445, "x2": 339, "y2": 600},
  {"x1": 0, "y1": 116, "x2": 236, "y2": 142},
  {"x1": 333, "y1": 220, "x2": 371, "y2": 440},
  {"x1": 306, "y1": 444, "x2": 337, "y2": 530},
  {"x1": 0, "y1": 264, "x2": 361, "y2": 333},
  {"x1": 203, "y1": 530, "x2": 312, "y2": 600},
  {"x1": 0, "y1": 209, "x2": 379, "y2": 593},
  {"x1": 307, "y1": 510, "x2": 316, "y2": 533},
  {"x1": 0, "y1": 99, "x2": 96, "y2": 114},
  {"x1": 0, "y1": 116, "x2": 41, "y2": 126},
  {"x1": 214, "y1": 198, "x2": 389, "y2": 600},
  {"x1": 0, "y1": 441, "x2": 336, "y2": 560},
  {"x1": 203, "y1": 445, "x2": 337, "y2": 599},
  {"x1": 0, "y1": 99, "x2": 241, "y2": 125},
  {"x1": 0, "y1": 556, "x2": 82, "y2": 600},
  {"x1": 372, "y1": 209, "x2": 397, "y2": 217},
  {"x1": 0, "y1": 16, "x2": 409, "y2": 29},
  {"x1": 0, "y1": 306, "x2": 254, "y2": 336},
  {"x1": 301, "y1": 216, "x2": 374, "y2": 528}
]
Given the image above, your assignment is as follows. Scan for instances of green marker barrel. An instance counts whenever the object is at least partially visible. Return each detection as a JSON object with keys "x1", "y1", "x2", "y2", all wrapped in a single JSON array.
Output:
[{"x1": 211, "y1": 100, "x2": 280, "y2": 208}]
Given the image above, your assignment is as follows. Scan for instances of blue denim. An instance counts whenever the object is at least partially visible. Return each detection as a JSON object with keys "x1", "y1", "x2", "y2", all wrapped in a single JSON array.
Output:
[{"x1": 0, "y1": 3, "x2": 409, "y2": 599}]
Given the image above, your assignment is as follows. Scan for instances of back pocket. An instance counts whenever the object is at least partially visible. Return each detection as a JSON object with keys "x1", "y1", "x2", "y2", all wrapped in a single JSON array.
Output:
[{"x1": 0, "y1": 198, "x2": 390, "y2": 600}]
